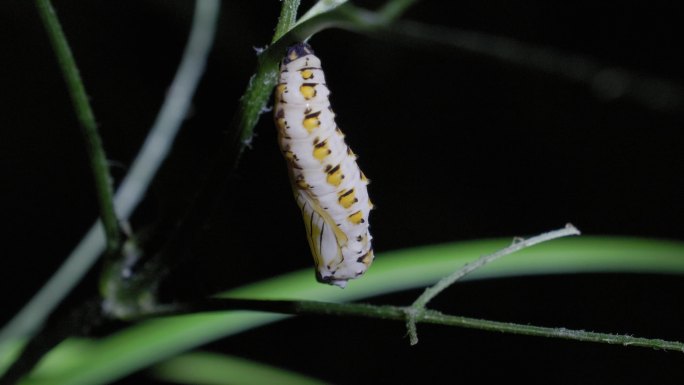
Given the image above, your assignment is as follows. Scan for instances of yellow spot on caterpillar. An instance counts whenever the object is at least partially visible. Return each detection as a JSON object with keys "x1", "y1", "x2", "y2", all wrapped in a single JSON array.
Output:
[
  {"x1": 300, "y1": 84, "x2": 317, "y2": 100},
  {"x1": 326, "y1": 164, "x2": 343, "y2": 186},
  {"x1": 288, "y1": 50, "x2": 300, "y2": 62},
  {"x1": 275, "y1": 84, "x2": 287, "y2": 101},
  {"x1": 338, "y1": 188, "x2": 357, "y2": 209},
  {"x1": 302, "y1": 111, "x2": 321, "y2": 133},
  {"x1": 299, "y1": 69, "x2": 314, "y2": 80},
  {"x1": 275, "y1": 43, "x2": 375, "y2": 287},
  {"x1": 347, "y1": 210, "x2": 364, "y2": 225},
  {"x1": 313, "y1": 140, "x2": 331, "y2": 161}
]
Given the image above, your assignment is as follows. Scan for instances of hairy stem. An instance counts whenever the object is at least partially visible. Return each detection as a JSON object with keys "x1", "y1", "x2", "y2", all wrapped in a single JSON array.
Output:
[
  {"x1": 35, "y1": 0, "x2": 120, "y2": 254},
  {"x1": 163, "y1": 298, "x2": 684, "y2": 353},
  {"x1": 413, "y1": 224, "x2": 581, "y2": 310},
  {"x1": 406, "y1": 224, "x2": 581, "y2": 344},
  {"x1": 272, "y1": 0, "x2": 301, "y2": 43}
]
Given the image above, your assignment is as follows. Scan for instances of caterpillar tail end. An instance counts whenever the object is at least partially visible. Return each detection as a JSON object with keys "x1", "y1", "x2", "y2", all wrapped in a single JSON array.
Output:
[{"x1": 316, "y1": 272, "x2": 348, "y2": 289}]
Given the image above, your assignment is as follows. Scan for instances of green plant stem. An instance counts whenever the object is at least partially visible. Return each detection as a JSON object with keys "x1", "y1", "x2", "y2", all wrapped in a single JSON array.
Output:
[
  {"x1": 0, "y1": 298, "x2": 104, "y2": 385},
  {"x1": 10, "y1": 238, "x2": 684, "y2": 385},
  {"x1": 231, "y1": 0, "x2": 418, "y2": 167},
  {"x1": 272, "y1": 0, "x2": 301, "y2": 43},
  {"x1": 35, "y1": 0, "x2": 120, "y2": 254},
  {"x1": 296, "y1": 0, "x2": 347, "y2": 26},
  {"x1": 0, "y1": 0, "x2": 220, "y2": 364},
  {"x1": 412, "y1": 224, "x2": 581, "y2": 310},
  {"x1": 170, "y1": 298, "x2": 684, "y2": 353},
  {"x1": 383, "y1": 19, "x2": 684, "y2": 112},
  {"x1": 377, "y1": 0, "x2": 418, "y2": 21},
  {"x1": 101, "y1": 0, "x2": 220, "y2": 309},
  {"x1": 229, "y1": 0, "x2": 301, "y2": 163},
  {"x1": 405, "y1": 224, "x2": 581, "y2": 344}
]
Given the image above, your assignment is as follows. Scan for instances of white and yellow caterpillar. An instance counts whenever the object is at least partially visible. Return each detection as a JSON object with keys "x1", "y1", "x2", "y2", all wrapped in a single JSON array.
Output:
[{"x1": 274, "y1": 43, "x2": 374, "y2": 288}]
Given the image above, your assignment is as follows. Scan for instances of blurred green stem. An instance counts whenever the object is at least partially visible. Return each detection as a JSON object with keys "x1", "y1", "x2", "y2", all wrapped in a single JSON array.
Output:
[
  {"x1": 35, "y1": 0, "x2": 120, "y2": 255},
  {"x1": 377, "y1": 0, "x2": 417, "y2": 21}
]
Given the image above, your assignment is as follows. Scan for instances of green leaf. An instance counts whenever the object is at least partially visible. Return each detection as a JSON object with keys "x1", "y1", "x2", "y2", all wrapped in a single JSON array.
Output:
[
  {"x1": 150, "y1": 351, "x2": 327, "y2": 385},
  {"x1": 13, "y1": 237, "x2": 684, "y2": 385}
]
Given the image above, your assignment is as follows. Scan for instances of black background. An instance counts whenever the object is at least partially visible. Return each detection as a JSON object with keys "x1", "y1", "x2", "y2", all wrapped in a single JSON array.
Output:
[{"x1": 2, "y1": 1, "x2": 684, "y2": 384}]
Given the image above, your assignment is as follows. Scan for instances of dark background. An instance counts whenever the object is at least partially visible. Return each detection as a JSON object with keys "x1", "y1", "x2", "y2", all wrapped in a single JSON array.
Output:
[{"x1": 2, "y1": 1, "x2": 684, "y2": 384}]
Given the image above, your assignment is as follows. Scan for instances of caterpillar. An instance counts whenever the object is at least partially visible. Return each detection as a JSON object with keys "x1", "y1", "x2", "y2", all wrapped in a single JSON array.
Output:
[{"x1": 274, "y1": 42, "x2": 374, "y2": 288}]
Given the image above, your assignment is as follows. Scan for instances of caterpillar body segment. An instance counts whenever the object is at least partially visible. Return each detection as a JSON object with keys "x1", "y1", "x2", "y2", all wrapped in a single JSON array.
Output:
[{"x1": 274, "y1": 43, "x2": 374, "y2": 288}]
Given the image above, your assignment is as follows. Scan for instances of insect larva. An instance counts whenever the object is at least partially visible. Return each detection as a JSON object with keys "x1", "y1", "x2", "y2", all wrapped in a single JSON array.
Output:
[{"x1": 274, "y1": 42, "x2": 374, "y2": 288}]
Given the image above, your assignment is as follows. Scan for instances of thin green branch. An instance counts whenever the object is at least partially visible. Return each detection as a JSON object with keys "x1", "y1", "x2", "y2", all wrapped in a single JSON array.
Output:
[
  {"x1": 35, "y1": 0, "x2": 120, "y2": 254},
  {"x1": 0, "y1": 0, "x2": 123, "y2": 361},
  {"x1": 165, "y1": 298, "x2": 684, "y2": 353},
  {"x1": 419, "y1": 310, "x2": 684, "y2": 352},
  {"x1": 272, "y1": 0, "x2": 301, "y2": 43},
  {"x1": 12, "y1": 238, "x2": 684, "y2": 384},
  {"x1": 0, "y1": 0, "x2": 221, "y2": 358},
  {"x1": 231, "y1": 1, "x2": 417, "y2": 166},
  {"x1": 412, "y1": 224, "x2": 581, "y2": 310},
  {"x1": 406, "y1": 224, "x2": 581, "y2": 344}
]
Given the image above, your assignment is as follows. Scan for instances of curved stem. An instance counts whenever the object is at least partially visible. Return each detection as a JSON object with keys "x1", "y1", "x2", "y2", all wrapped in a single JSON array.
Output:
[
  {"x1": 407, "y1": 224, "x2": 580, "y2": 344},
  {"x1": 412, "y1": 224, "x2": 581, "y2": 310}
]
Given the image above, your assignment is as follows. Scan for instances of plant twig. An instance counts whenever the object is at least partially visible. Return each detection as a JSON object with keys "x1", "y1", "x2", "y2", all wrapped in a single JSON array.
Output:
[
  {"x1": 383, "y1": 19, "x2": 684, "y2": 112},
  {"x1": 230, "y1": 0, "x2": 418, "y2": 167},
  {"x1": 35, "y1": 0, "x2": 120, "y2": 254},
  {"x1": 155, "y1": 297, "x2": 684, "y2": 353},
  {"x1": 407, "y1": 224, "x2": 581, "y2": 344},
  {"x1": 229, "y1": 0, "x2": 307, "y2": 165},
  {"x1": 413, "y1": 224, "x2": 581, "y2": 310}
]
